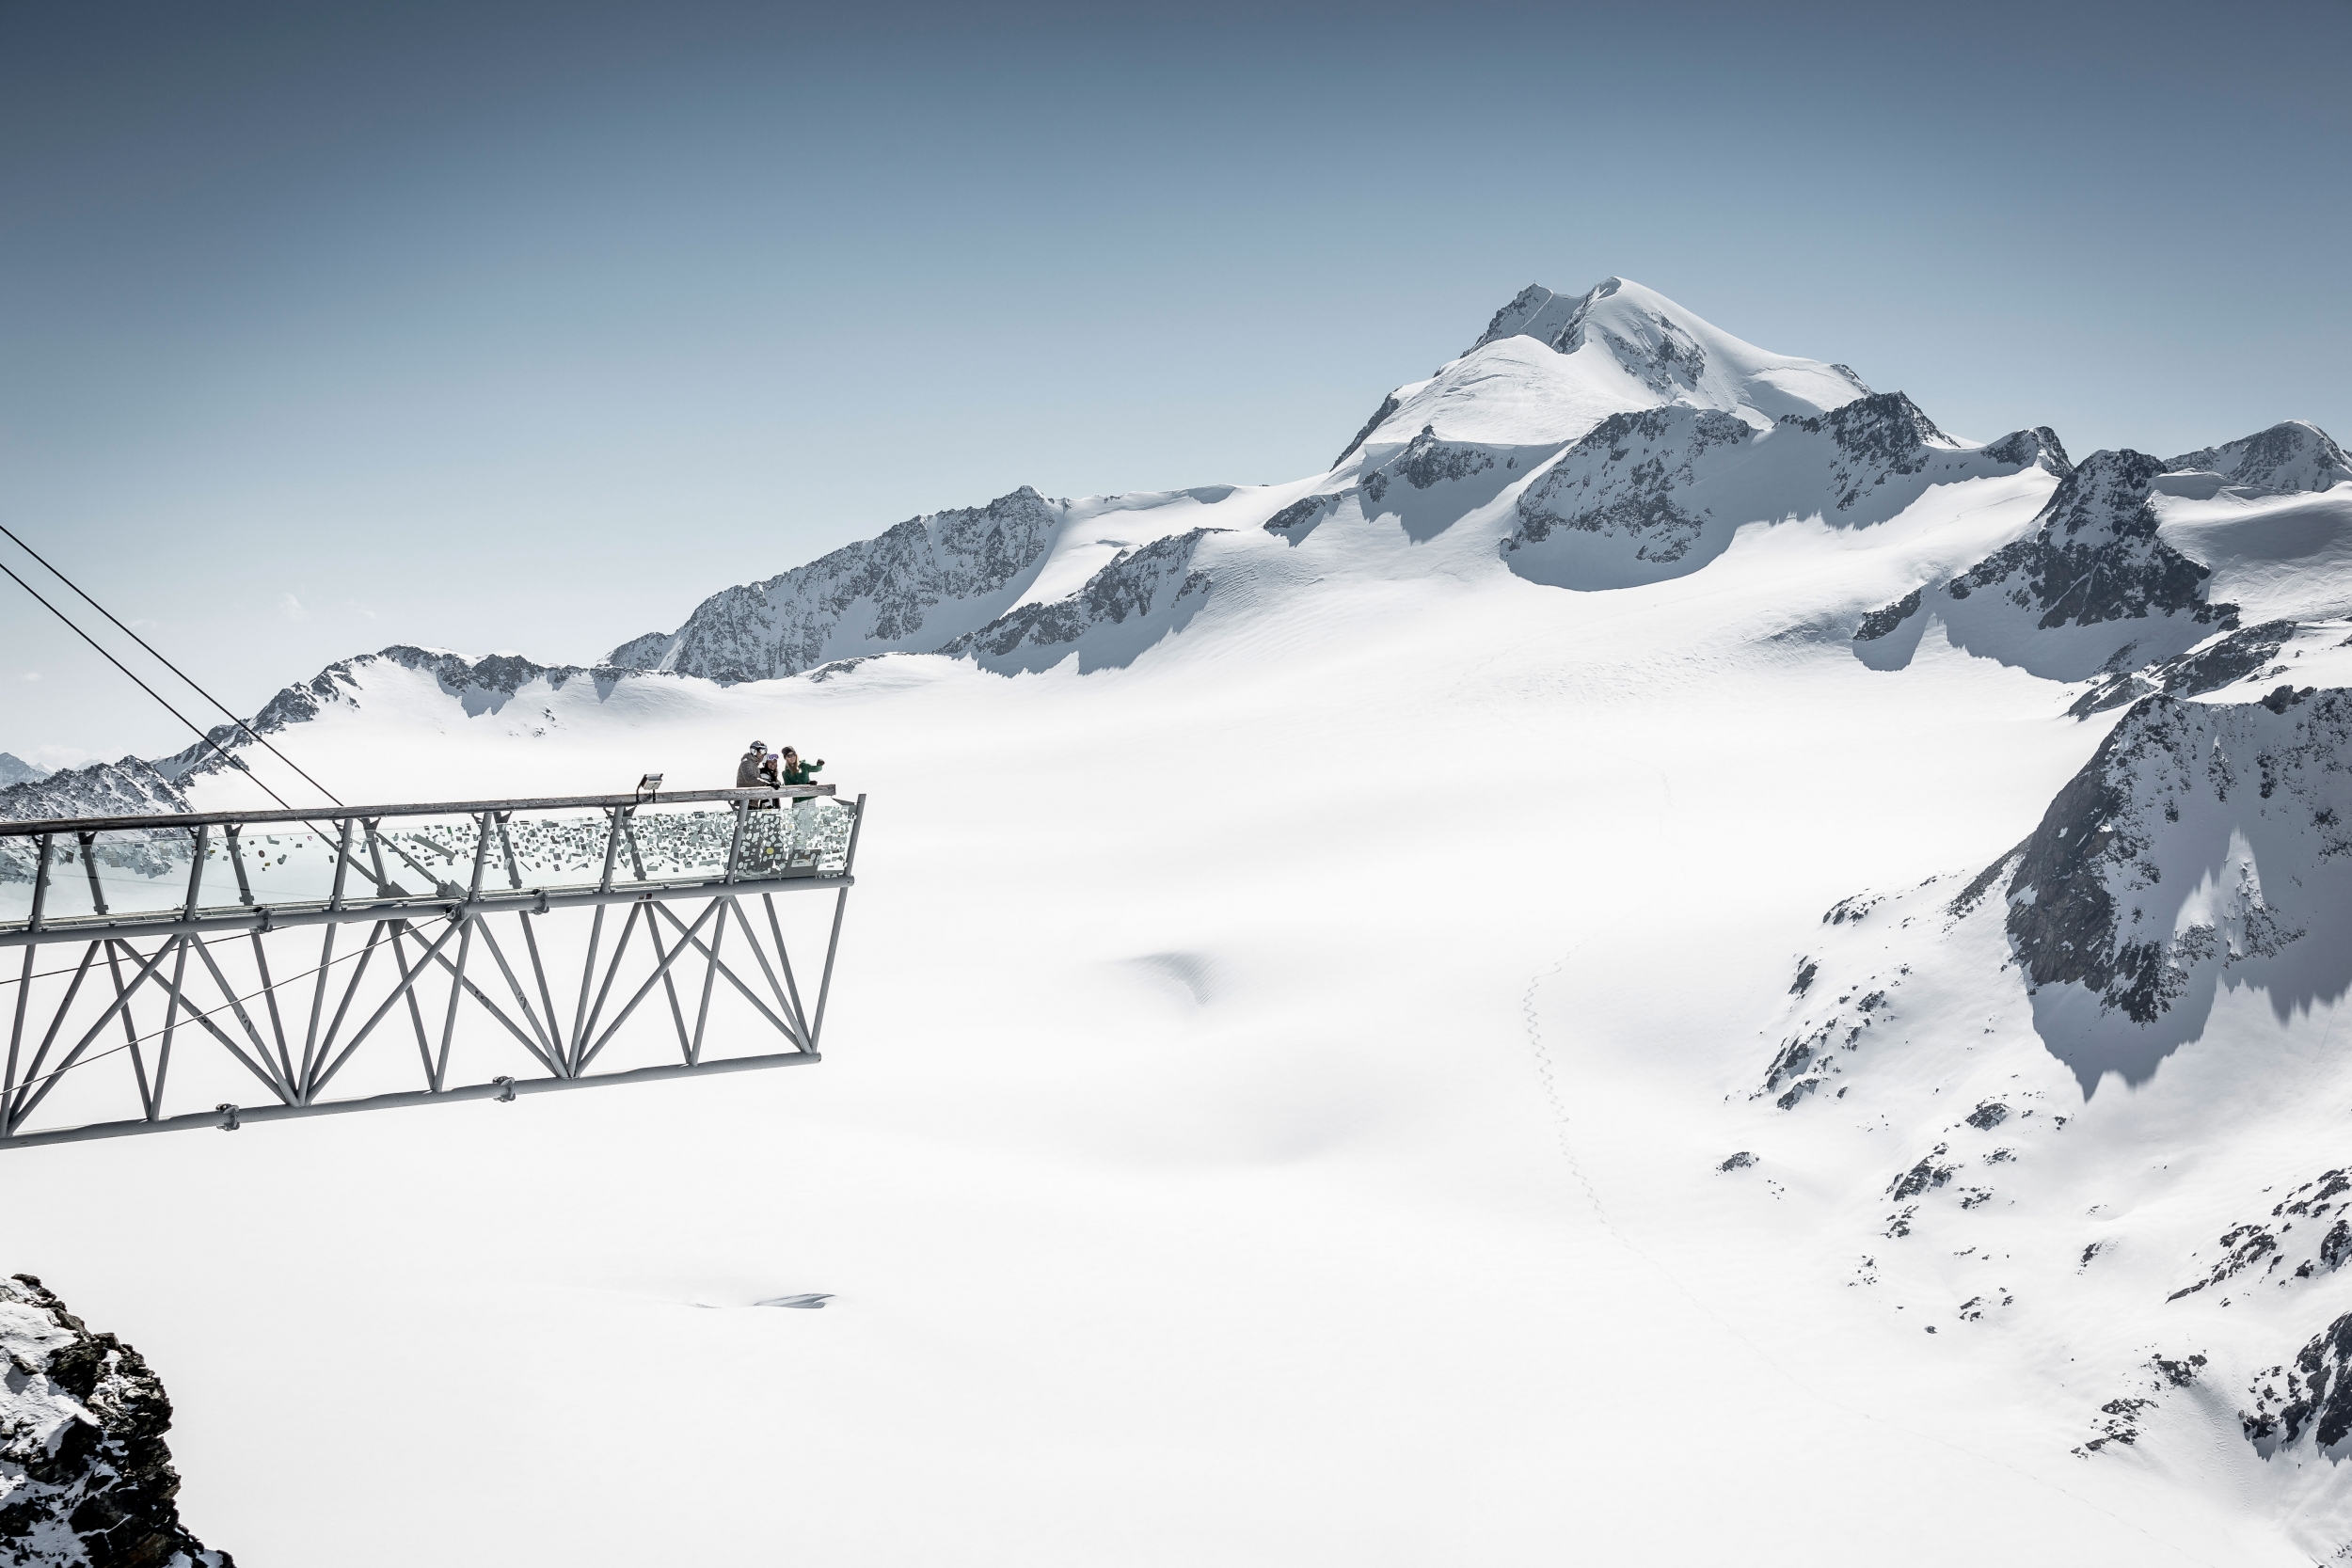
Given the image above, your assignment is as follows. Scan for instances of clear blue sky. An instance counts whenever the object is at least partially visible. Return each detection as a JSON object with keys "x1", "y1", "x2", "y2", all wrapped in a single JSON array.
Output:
[{"x1": 5, "y1": 0, "x2": 2348, "y2": 765}]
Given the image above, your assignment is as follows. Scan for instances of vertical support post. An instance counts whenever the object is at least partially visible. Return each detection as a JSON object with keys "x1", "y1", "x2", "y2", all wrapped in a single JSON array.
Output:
[
  {"x1": 327, "y1": 818, "x2": 354, "y2": 912},
  {"x1": 803, "y1": 794, "x2": 865, "y2": 1053},
  {"x1": 467, "y1": 813, "x2": 494, "y2": 902},
  {"x1": 226, "y1": 826, "x2": 254, "y2": 907},
  {"x1": 183, "y1": 825, "x2": 209, "y2": 920},
  {"x1": 724, "y1": 800, "x2": 748, "y2": 885},
  {"x1": 77, "y1": 832, "x2": 107, "y2": 916},
  {"x1": 596, "y1": 808, "x2": 624, "y2": 895},
  {"x1": 621, "y1": 814, "x2": 647, "y2": 882},
  {"x1": 497, "y1": 813, "x2": 522, "y2": 890},
  {"x1": 27, "y1": 833, "x2": 52, "y2": 933},
  {"x1": 364, "y1": 819, "x2": 391, "y2": 896},
  {"x1": 842, "y1": 793, "x2": 868, "y2": 875}
]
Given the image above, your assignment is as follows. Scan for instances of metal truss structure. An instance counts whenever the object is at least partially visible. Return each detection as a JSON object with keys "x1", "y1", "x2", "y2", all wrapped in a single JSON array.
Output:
[{"x1": 0, "y1": 785, "x2": 865, "y2": 1148}]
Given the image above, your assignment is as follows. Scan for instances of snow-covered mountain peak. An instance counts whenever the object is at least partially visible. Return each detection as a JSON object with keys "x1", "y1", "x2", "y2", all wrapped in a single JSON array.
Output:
[
  {"x1": 1337, "y1": 276, "x2": 1871, "y2": 466},
  {"x1": 2167, "y1": 420, "x2": 2351, "y2": 495}
]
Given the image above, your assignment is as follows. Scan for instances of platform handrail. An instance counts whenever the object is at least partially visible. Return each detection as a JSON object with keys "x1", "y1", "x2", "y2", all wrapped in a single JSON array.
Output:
[{"x1": 0, "y1": 784, "x2": 837, "y2": 839}]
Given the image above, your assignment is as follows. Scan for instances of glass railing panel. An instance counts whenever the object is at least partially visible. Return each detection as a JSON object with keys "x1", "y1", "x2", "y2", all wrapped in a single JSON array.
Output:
[
  {"x1": 457, "y1": 809, "x2": 612, "y2": 895},
  {"x1": 0, "y1": 829, "x2": 200, "y2": 926},
  {"x1": 355, "y1": 815, "x2": 494, "y2": 903},
  {"x1": 621, "y1": 802, "x2": 744, "y2": 883},
  {"x1": 192, "y1": 824, "x2": 342, "y2": 913}
]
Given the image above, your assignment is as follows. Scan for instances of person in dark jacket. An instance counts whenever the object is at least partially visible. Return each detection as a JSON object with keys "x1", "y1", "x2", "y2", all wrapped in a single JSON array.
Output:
[
  {"x1": 778, "y1": 747, "x2": 823, "y2": 788},
  {"x1": 738, "y1": 741, "x2": 780, "y2": 804}
]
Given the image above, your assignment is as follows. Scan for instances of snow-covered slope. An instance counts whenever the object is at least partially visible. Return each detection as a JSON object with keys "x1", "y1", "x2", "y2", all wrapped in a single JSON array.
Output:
[
  {"x1": 18, "y1": 277, "x2": 2352, "y2": 1565},
  {"x1": 1330, "y1": 276, "x2": 1869, "y2": 467}
]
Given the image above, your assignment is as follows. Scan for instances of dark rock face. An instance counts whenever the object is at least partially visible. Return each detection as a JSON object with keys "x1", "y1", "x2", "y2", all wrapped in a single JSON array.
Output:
[
  {"x1": 1888, "y1": 1145, "x2": 1957, "y2": 1201},
  {"x1": 1985, "y1": 689, "x2": 2352, "y2": 1089},
  {"x1": 1330, "y1": 394, "x2": 1402, "y2": 470},
  {"x1": 2067, "y1": 619, "x2": 2297, "y2": 719},
  {"x1": 0, "y1": 762, "x2": 188, "y2": 826},
  {"x1": 1854, "y1": 446, "x2": 2238, "y2": 677},
  {"x1": 1384, "y1": 425, "x2": 1493, "y2": 496},
  {"x1": 0, "y1": 1274, "x2": 230, "y2": 1567},
  {"x1": 1509, "y1": 405, "x2": 1751, "y2": 563},
  {"x1": 935, "y1": 529, "x2": 1225, "y2": 672},
  {"x1": 1946, "y1": 450, "x2": 2226, "y2": 630},
  {"x1": 0, "y1": 761, "x2": 194, "y2": 888},
  {"x1": 1982, "y1": 426, "x2": 2075, "y2": 477},
  {"x1": 605, "y1": 486, "x2": 1066, "y2": 682},
  {"x1": 2171, "y1": 1165, "x2": 2352, "y2": 1304},
  {"x1": 1261, "y1": 497, "x2": 1333, "y2": 537},
  {"x1": 2169, "y1": 420, "x2": 2350, "y2": 494},
  {"x1": 1853, "y1": 589, "x2": 1922, "y2": 642},
  {"x1": 602, "y1": 631, "x2": 671, "y2": 670},
  {"x1": 1774, "y1": 392, "x2": 1960, "y2": 512},
  {"x1": 1361, "y1": 425, "x2": 1496, "y2": 507},
  {"x1": 1510, "y1": 397, "x2": 2061, "y2": 593},
  {"x1": 2244, "y1": 1313, "x2": 2352, "y2": 1456}
]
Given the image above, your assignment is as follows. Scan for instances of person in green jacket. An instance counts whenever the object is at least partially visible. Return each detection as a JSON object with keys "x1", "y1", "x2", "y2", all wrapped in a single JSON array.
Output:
[{"x1": 779, "y1": 747, "x2": 826, "y2": 861}]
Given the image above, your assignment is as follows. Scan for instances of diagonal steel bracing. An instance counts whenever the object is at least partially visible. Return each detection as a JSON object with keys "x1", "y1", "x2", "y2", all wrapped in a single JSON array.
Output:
[{"x1": 0, "y1": 788, "x2": 866, "y2": 1148}]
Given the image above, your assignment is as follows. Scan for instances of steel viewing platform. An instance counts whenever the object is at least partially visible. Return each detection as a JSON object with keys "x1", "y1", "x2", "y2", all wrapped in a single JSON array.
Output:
[{"x1": 0, "y1": 784, "x2": 866, "y2": 1148}]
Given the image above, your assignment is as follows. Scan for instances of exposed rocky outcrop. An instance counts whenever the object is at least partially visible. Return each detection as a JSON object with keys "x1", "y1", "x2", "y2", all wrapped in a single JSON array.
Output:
[
  {"x1": 1261, "y1": 495, "x2": 1338, "y2": 542},
  {"x1": 601, "y1": 630, "x2": 671, "y2": 671},
  {"x1": 935, "y1": 530, "x2": 1226, "y2": 675},
  {"x1": 604, "y1": 486, "x2": 1067, "y2": 682},
  {"x1": 1361, "y1": 425, "x2": 1494, "y2": 507},
  {"x1": 1330, "y1": 394, "x2": 1402, "y2": 470},
  {"x1": 1508, "y1": 405, "x2": 1753, "y2": 575},
  {"x1": 2169, "y1": 1167, "x2": 2352, "y2": 1303},
  {"x1": 2068, "y1": 619, "x2": 2299, "y2": 718},
  {"x1": 1844, "y1": 422, "x2": 2352, "y2": 681},
  {"x1": 2243, "y1": 1312, "x2": 2352, "y2": 1458},
  {"x1": 1983, "y1": 689, "x2": 2352, "y2": 1088},
  {"x1": 1504, "y1": 395, "x2": 2066, "y2": 591},
  {"x1": 2169, "y1": 420, "x2": 2349, "y2": 495},
  {"x1": 0, "y1": 761, "x2": 188, "y2": 826},
  {"x1": 0, "y1": 1275, "x2": 230, "y2": 1567},
  {"x1": 1945, "y1": 450, "x2": 2219, "y2": 627},
  {"x1": 1852, "y1": 443, "x2": 2264, "y2": 680}
]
